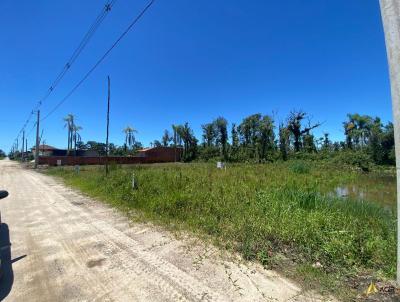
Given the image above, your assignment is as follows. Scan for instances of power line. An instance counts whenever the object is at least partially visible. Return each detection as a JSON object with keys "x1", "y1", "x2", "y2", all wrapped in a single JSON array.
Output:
[
  {"x1": 41, "y1": 0, "x2": 117, "y2": 103},
  {"x1": 11, "y1": 0, "x2": 116, "y2": 150},
  {"x1": 26, "y1": 121, "x2": 37, "y2": 139},
  {"x1": 41, "y1": 0, "x2": 155, "y2": 122}
]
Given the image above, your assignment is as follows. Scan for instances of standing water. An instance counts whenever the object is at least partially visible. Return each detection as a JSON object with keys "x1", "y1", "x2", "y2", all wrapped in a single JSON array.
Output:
[{"x1": 333, "y1": 174, "x2": 396, "y2": 208}]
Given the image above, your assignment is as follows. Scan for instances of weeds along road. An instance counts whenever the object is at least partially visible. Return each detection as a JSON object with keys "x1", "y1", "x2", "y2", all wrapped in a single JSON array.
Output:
[{"x1": 0, "y1": 159, "x2": 332, "y2": 302}]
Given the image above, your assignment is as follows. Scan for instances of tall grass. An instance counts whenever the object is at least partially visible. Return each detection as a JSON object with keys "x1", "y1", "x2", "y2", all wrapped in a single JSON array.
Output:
[{"x1": 47, "y1": 162, "x2": 396, "y2": 282}]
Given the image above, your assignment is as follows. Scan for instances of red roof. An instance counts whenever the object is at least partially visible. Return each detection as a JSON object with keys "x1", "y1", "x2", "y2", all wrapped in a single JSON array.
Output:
[
  {"x1": 31, "y1": 144, "x2": 58, "y2": 151},
  {"x1": 137, "y1": 148, "x2": 153, "y2": 152}
]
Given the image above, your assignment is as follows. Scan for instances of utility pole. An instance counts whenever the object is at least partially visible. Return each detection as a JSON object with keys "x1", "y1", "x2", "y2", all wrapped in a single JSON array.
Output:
[
  {"x1": 105, "y1": 76, "x2": 111, "y2": 175},
  {"x1": 34, "y1": 110, "x2": 40, "y2": 169},
  {"x1": 380, "y1": 0, "x2": 400, "y2": 285},
  {"x1": 21, "y1": 130, "x2": 25, "y2": 162}
]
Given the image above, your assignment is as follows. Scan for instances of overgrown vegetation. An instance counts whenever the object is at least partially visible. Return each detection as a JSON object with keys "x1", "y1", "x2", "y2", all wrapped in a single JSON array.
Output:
[
  {"x1": 9, "y1": 111, "x2": 394, "y2": 169},
  {"x1": 159, "y1": 111, "x2": 395, "y2": 166},
  {"x1": 46, "y1": 161, "x2": 396, "y2": 297}
]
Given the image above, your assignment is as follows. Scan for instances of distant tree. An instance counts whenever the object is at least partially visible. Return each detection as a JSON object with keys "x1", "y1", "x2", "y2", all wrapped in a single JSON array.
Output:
[
  {"x1": 177, "y1": 122, "x2": 197, "y2": 161},
  {"x1": 214, "y1": 117, "x2": 228, "y2": 160},
  {"x1": 381, "y1": 122, "x2": 395, "y2": 164},
  {"x1": 369, "y1": 117, "x2": 384, "y2": 163},
  {"x1": 231, "y1": 123, "x2": 239, "y2": 148},
  {"x1": 201, "y1": 123, "x2": 216, "y2": 147},
  {"x1": 333, "y1": 142, "x2": 341, "y2": 151},
  {"x1": 303, "y1": 131, "x2": 316, "y2": 152},
  {"x1": 72, "y1": 124, "x2": 82, "y2": 155},
  {"x1": 279, "y1": 124, "x2": 290, "y2": 161},
  {"x1": 287, "y1": 110, "x2": 321, "y2": 152},
  {"x1": 75, "y1": 141, "x2": 86, "y2": 151},
  {"x1": 153, "y1": 140, "x2": 162, "y2": 147},
  {"x1": 229, "y1": 123, "x2": 240, "y2": 160},
  {"x1": 63, "y1": 114, "x2": 74, "y2": 154},
  {"x1": 258, "y1": 115, "x2": 275, "y2": 160},
  {"x1": 322, "y1": 133, "x2": 331, "y2": 150},
  {"x1": 172, "y1": 125, "x2": 178, "y2": 148},
  {"x1": 342, "y1": 113, "x2": 395, "y2": 165},
  {"x1": 238, "y1": 114, "x2": 261, "y2": 148},
  {"x1": 132, "y1": 141, "x2": 143, "y2": 151},
  {"x1": 123, "y1": 126, "x2": 138, "y2": 152},
  {"x1": 0, "y1": 149, "x2": 5, "y2": 158},
  {"x1": 162, "y1": 130, "x2": 172, "y2": 147},
  {"x1": 86, "y1": 141, "x2": 107, "y2": 156},
  {"x1": 237, "y1": 113, "x2": 275, "y2": 161},
  {"x1": 343, "y1": 113, "x2": 373, "y2": 149}
]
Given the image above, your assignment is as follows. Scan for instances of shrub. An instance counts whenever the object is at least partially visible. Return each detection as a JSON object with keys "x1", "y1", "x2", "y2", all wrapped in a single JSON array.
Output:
[{"x1": 289, "y1": 160, "x2": 311, "y2": 174}]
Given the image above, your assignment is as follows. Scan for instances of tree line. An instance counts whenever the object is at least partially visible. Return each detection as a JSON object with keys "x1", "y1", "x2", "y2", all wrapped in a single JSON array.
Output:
[
  {"x1": 154, "y1": 111, "x2": 395, "y2": 166},
  {"x1": 59, "y1": 111, "x2": 397, "y2": 166},
  {"x1": 9, "y1": 111, "x2": 395, "y2": 167}
]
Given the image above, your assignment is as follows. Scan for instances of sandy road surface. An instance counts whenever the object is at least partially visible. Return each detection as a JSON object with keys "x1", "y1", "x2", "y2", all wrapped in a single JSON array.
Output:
[{"x1": 0, "y1": 159, "x2": 333, "y2": 301}]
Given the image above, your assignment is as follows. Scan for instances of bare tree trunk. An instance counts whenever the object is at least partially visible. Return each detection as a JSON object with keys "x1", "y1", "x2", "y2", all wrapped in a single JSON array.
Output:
[{"x1": 380, "y1": 0, "x2": 400, "y2": 284}]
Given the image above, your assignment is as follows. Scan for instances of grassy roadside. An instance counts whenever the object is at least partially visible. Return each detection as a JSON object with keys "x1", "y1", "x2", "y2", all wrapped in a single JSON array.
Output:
[{"x1": 45, "y1": 161, "x2": 396, "y2": 300}]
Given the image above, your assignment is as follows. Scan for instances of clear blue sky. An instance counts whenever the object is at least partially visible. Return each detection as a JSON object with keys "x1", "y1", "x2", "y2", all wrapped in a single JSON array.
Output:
[{"x1": 0, "y1": 0, "x2": 392, "y2": 152}]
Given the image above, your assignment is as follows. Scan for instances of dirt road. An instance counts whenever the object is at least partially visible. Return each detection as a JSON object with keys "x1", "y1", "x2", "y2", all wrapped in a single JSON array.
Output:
[{"x1": 0, "y1": 159, "x2": 333, "y2": 301}]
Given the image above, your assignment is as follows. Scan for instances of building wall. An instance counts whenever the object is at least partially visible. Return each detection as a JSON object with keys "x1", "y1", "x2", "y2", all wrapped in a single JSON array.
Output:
[
  {"x1": 138, "y1": 147, "x2": 182, "y2": 162},
  {"x1": 38, "y1": 148, "x2": 183, "y2": 166},
  {"x1": 39, "y1": 156, "x2": 143, "y2": 166}
]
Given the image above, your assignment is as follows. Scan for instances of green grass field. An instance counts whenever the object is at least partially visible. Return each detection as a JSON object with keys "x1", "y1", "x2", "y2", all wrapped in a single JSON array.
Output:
[{"x1": 46, "y1": 161, "x2": 396, "y2": 297}]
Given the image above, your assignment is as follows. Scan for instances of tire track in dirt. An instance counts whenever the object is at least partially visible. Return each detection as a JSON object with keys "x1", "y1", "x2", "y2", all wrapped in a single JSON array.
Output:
[{"x1": 0, "y1": 160, "x2": 336, "y2": 301}]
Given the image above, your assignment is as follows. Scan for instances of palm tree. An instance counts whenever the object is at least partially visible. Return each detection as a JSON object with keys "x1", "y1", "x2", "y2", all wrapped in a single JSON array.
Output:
[
  {"x1": 72, "y1": 124, "x2": 83, "y2": 155},
  {"x1": 172, "y1": 125, "x2": 178, "y2": 162},
  {"x1": 63, "y1": 114, "x2": 74, "y2": 154},
  {"x1": 123, "y1": 126, "x2": 138, "y2": 152}
]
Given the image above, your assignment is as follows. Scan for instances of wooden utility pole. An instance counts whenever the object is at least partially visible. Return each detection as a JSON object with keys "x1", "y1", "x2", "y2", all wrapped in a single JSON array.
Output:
[
  {"x1": 21, "y1": 130, "x2": 25, "y2": 161},
  {"x1": 34, "y1": 110, "x2": 40, "y2": 169},
  {"x1": 105, "y1": 76, "x2": 111, "y2": 175},
  {"x1": 380, "y1": 0, "x2": 400, "y2": 284}
]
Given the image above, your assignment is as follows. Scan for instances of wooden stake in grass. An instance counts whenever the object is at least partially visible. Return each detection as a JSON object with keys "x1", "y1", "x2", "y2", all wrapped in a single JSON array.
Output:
[{"x1": 105, "y1": 76, "x2": 111, "y2": 176}]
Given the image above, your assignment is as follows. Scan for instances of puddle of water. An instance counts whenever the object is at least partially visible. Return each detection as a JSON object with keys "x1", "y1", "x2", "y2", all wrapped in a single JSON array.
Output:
[{"x1": 332, "y1": 174, "x2": 396, "y2": 208}]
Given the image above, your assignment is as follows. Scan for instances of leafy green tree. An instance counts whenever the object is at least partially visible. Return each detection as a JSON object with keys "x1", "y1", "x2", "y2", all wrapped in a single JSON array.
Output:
[
  {"x1": 343, "y1": 114, "x2": 394, "y2": 165},
  {"x1": 238, "y1": 114, "x2": 261, "y2": 147},
  {"x1": 279, "y1": 124, "x2": 290, "y2": 161},
  {"x1": 237, "y1": 113, "x2": 275, "y2": 161},
  {"x1": 322, "y1": 133, "x2": 331, "y2": 150},
  {"x1": 259, "y1": 115, "x2": 275, "y2": 160},
  {"x1": 230, "y1": 123, "x2": 240, "y2": 160},
  {"x1": 231, "y1": 123, "x2": 239, "y2": 148},
  {"x1": 381, "y1": 122, "x2": 395, "y2": 164},
  {"x1": 162, "y1": 130, "x2": 172, "y2": 147},
  {"x1": 153, "y1": 140, "x2": 162, "y2": 147},
  {"x1": 177, "y1": 122, "x2": 197, "y2": 161},
  {"x1": 86, "y1": 141, "x2": 107, "y2": 156},
  {"x1": 214, "y1": 117, "x2": 228, "y2": 160},
  {"x1": 302, "y1": 131, "x2": 316, "y2": 153},
  {"x1": 201, "y1": 123, "x2": 216, "y2": 147},
  {"x1": 343, "y1": 114, "x2": 373, "y2": 149}
]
